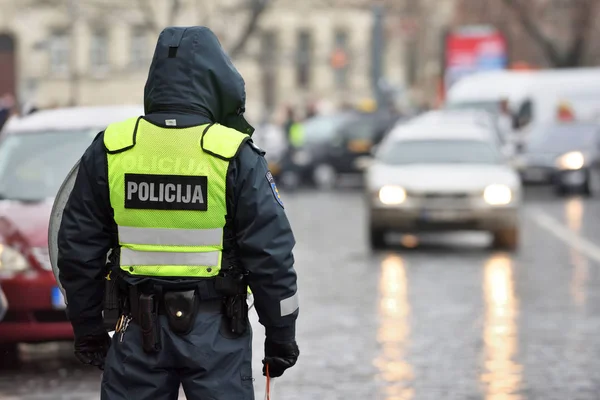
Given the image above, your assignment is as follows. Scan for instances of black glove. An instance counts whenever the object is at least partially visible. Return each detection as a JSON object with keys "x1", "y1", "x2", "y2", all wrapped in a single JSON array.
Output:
[
  {"x1": 74, "y1": 333, "x2": 111, "y2": 370},
  {"x1": 262, "y1": 340, "x2": 299, "y2": 377}
]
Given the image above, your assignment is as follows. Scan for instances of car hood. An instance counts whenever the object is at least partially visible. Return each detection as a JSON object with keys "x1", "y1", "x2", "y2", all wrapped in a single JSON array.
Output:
[
  {"x1": 0, "y1": 200, "x2": 53, "y2": 247},
  {"x1": 366, "y1": 163, "x2": 520, "y2": 192}
]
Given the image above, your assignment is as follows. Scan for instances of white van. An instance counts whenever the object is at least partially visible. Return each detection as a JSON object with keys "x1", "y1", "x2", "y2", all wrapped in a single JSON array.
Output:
[
  {"x1": 446, "y1": 70, "x2": 535, "y2": 113},
  {"x1": 446, "y1": 68, "x2": 600, "y2": 145}
]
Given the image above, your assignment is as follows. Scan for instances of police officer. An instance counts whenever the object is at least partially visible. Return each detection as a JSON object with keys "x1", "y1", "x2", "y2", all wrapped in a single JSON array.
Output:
[{"x1": 57, "y1": 26, "x2": 299, "y2": 399}]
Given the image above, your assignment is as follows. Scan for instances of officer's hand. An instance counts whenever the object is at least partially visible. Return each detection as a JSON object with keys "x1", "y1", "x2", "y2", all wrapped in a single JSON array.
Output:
[
  {"x1": 262, "y1": 339, "x2": 299, "y2": 377},
  {"x1": 74, "y1": 333, "x2": 111, "y2": 370}
]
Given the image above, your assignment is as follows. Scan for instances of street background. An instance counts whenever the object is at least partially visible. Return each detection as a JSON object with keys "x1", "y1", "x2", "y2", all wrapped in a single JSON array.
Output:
[
  {"x1": 3, "y1": 186, "x2": 600, "y2": 399},
  {"x1": 2, "y1": 0, "x2": 600, "y2": 399}
]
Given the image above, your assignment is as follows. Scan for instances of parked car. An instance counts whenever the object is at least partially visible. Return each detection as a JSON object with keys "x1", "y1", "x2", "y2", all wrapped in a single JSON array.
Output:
[
  {"x1": 514, "y1": 122, "x2": 600, "y2": 195},
  {"x1": 365, "y1": 123, "x2": 521, "y2": 250},
  {"x1": 0, "y1": 105, "x2": 143, "y2": 359},
  {"x1": 0, "y1": 284, "x2": 6, "y2": 322}
]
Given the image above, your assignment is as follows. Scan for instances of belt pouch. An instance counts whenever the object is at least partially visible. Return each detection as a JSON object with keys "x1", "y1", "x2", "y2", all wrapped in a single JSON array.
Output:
[
  {"x1": 164, "y1": 289, "x2": 198, "y2": 335},
  {"x1": 139, "y1": 293, "x2": 161, "y2": 353}
]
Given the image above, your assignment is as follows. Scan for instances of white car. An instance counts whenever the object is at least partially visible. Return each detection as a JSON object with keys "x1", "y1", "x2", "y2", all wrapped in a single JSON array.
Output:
[{"x1": 365, "y1": 124, "x2": 521, "y2": 250}]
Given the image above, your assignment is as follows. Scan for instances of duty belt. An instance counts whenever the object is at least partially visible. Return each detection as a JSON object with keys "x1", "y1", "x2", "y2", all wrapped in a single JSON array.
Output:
[
  {"x1": 124, "y1": 283, "x2": 224, "y2": 353},
  {"x1": 127, "y1": 283, "x2": 224, "y2": 323}
]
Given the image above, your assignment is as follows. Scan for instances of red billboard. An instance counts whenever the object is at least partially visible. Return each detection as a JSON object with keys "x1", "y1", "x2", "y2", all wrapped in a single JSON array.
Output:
[{"x1": 443, "y1": 25, "x2": 508, "y2": 93}]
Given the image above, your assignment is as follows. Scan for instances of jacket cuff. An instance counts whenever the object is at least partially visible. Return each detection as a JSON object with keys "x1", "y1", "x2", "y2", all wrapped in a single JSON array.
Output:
[
  {"x1": 71, "y1": 317, "x2": 105, "y2": 340},
  {"x1": 265, "y1": 323, "x2": 296, "y2": 343}
]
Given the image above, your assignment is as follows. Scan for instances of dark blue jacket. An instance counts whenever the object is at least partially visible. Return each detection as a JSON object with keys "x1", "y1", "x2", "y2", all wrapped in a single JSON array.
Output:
[{"x1": 57, "y1": 27, "x2": 298, "y2": 343}]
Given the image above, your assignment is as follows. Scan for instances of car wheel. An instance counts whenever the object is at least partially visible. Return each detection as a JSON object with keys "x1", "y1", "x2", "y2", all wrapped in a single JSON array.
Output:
[
  {"x1": 492, "y1": 228, "x2": 519, "y2": 251},
  {"x1": 369, "y1": 227, "x2": 386, "y2": 250},
  {"x1": 313, "y1": 164, "x2": 337, "y2": 190},
  {"x1": 0, "y1": 344, "x2": 19, "y2": 368}
]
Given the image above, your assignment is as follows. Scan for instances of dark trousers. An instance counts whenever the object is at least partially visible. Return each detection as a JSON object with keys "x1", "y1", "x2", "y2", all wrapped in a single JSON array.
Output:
[{"x1": 101, "y1": 311, "x2": 254, "y2": 400}]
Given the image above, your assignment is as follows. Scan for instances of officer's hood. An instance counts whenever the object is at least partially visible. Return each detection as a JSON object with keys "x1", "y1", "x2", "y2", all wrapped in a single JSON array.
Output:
[{"x1": 144, "y1": 26, "x2": 254, "y2": 135}]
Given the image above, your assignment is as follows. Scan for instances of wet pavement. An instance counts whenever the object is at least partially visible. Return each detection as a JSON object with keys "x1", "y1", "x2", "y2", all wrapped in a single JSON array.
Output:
[{"x1": 3, "y1": 186, "x2": 600, "y2": 399}]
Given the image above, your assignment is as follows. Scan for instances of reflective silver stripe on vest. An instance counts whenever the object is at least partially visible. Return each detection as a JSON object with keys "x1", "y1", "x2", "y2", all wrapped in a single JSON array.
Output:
[
  {"x1": 118, "y1": 226, "x2": 222, "y2": 247},
  {"x1": 120, "y1": 248, "x2": 220, "y2": 267}
]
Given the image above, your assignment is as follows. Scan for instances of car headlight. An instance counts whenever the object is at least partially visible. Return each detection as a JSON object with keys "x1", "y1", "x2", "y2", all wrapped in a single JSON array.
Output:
[
  {"x1": 556, "y1": 151, "x2": 584, "y2": 170},
  {"x1": 0, "y1": 244, "x2": 30, "y2": 272},
  {"x1": 293, "y1": 151, "x2": 311, "y2": 166},
  {"x1": 378, "y1": 185, "x2": 407, "y2": 205},
  {"x1": 483, "y1": 184, "x2": 512, "y2": 206}
]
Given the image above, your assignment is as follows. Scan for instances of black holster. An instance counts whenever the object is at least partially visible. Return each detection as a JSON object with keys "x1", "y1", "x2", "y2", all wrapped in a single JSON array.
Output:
[
  {"x1": 103, "y1": 276, "x2": 120, "y2": 332},
  {"x1": 215, "y1": 270, "x2": 249, "y2": 336},
  {"x1": 139, "y1": 293, "x2": 161, "y2": 353}
]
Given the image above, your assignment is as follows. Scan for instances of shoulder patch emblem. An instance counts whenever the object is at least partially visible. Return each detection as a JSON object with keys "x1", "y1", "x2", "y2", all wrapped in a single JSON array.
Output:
[{"x1": 266, "y1": 171, "x2": 284, "y2": 208}]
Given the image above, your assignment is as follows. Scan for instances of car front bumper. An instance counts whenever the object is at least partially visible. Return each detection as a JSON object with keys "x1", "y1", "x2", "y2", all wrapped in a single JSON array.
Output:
[
  {"x1": 0, "y1": 271, "x2": 72, "y2": 344},
  {"x1": 370, "y1": 206, "x2": 519, "y2": 232}
]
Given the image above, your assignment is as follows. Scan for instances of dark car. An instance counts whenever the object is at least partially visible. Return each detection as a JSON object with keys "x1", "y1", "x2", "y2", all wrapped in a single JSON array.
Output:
[
  {"x1": 284, "y1": 112, "x2": 355, "y2": 188},
  {"x1": 516, "y1": 123, "x2": 600, "y2": 195},
  {"x1": 311, "y1": 112, "x2": 400, "y2": 189}
]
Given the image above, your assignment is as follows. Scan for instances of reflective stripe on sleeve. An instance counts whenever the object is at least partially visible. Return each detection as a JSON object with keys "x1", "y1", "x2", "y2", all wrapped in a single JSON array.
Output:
[
  {"x1": 280, "y1": 293, "x2": 299, "y2": 317},
  {"x1": 118, "y1": 226, "x2": 223, "y2": 247},
  {"x1": 120, "y1": 248, "x2": 220, "y2": 267}
]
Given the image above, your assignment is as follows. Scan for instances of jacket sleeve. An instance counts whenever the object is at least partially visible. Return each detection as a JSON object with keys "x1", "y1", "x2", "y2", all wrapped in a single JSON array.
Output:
[
  {"x1": 57, "y1": 133, "x2": 116, "y2": 338},
  {"x1": 232, "y1": 143, "x2": 298, "y2": 343}
]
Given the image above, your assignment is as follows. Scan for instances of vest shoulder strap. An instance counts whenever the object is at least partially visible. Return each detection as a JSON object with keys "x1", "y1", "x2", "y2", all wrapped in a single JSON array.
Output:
[
  {"x1": 201, "y1": 124, "x2": 250, "y2": 160},
  {"x1": 104, "y1": 116, "x2": 141, "y2": 153}
]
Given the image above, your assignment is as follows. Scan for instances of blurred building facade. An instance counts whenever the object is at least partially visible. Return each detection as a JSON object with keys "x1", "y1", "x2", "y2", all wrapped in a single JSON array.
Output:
[{"x1": 0, "y1": 0, "x2": 421, "y2": 122}]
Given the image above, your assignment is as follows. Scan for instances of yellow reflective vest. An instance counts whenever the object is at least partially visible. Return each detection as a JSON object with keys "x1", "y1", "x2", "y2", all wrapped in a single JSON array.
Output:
[{"x1": 104, "y1": 117, "x2": 248, "y2": 278}]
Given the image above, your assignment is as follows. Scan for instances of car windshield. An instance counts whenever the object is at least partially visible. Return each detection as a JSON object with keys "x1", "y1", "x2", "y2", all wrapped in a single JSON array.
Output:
[
  {"x1": 528, "y1": 125, "x2": 599, "y2": 152},
  {"x1": 377, "y1": 139, "x2": 502, "y2": 165},
  {"x1": 0, "y1": 129, "x2": 99, "y2": 201},
  {"x1": 445, "y1": 100, "x2": 501, "y2": 114},
  {"x1": 302, "y1": 114, "x2": 351, "y2": 144}
]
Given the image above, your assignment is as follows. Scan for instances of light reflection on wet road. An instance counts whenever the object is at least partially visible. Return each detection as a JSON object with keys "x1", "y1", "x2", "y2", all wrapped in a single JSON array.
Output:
[
  {"x1": 374, "y1": 254, "x2": 413, "y2": 400},
  {"x1": 3, "y1": 187, "x2": 600, "y2": 399},
  {"x1": 481, "y1": 254, "x2": 522, "y2": 400}
]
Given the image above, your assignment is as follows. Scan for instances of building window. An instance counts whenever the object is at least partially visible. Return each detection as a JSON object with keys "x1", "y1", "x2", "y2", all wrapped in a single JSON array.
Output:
[
  {"x1": 48, "y1": 30, "x2": 70, "y2": 75},
  {"x1": 331, "y1": 30, "x2": 350, "y2": 89},
  {"x1": 260, "y1": 30, "x2": 278, "y2": 113},
  {"x1": 90, "y1": 28, "x2": 109, "y2": 74},
  {"x1": 130, "y1": 27, "x2": 149, "y2": 69},
  {"x1": 295, "y1": 30, "x2": 312, "y2": 89}
]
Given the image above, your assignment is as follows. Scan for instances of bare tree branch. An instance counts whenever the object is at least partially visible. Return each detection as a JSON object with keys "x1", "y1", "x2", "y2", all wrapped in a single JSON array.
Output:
[
  {"x1": 228, "y1": 0, "x2": 270, "y2": 59},
  {"x1": 501, "y1": 0, "x2": 564, "y2": 66},
  {"x1": 500, "y1": 0, "x2": 600, "y2": 67},
  {"x1": 563, "y1": 0, "x2": 599, "y2": 66}
]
